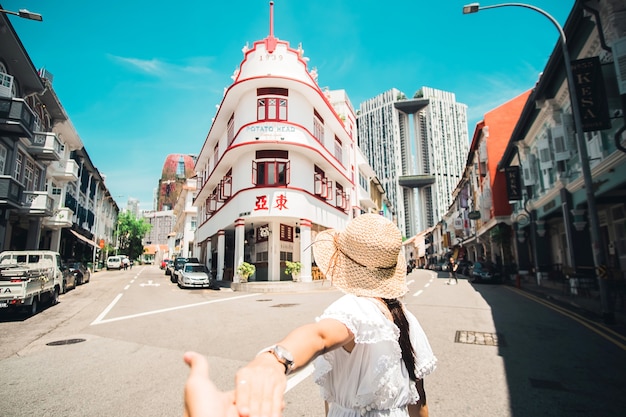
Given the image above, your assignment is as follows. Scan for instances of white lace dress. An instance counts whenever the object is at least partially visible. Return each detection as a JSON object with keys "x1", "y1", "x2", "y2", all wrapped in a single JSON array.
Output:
[{"x1": 313, "y1": 294, "x2": 437, "y2": 417}]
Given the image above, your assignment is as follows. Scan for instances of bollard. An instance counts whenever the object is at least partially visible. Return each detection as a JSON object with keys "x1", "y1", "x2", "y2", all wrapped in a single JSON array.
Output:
[{"x1": 516, "y1": 274, "x2": 521, "y2": 289}]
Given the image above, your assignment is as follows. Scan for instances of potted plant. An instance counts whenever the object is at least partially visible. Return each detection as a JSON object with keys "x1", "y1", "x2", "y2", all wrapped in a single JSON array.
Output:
[
  {"x1": 284, "y1": 261, "x2": 302, "y2": 282},
  {"x1": 237, "y1": 262, "x2": 255, "y2": 283}
]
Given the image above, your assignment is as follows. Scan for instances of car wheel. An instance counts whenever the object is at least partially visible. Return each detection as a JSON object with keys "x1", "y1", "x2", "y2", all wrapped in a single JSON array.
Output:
[
  {"x1": 29, "y1": 298, "x2": 38, "y2": 316},
  {"x1": 52, "y1": 287, "x2": 60, "y2": 305}
]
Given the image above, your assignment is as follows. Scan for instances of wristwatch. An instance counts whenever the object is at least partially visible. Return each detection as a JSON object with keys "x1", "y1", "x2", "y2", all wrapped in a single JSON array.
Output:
[{"x1": 257, "y1": 345, "x2": 295, "y2": 375}]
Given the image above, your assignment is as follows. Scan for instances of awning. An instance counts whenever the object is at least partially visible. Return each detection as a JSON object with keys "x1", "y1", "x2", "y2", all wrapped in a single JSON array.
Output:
[{"x1": 69, "y1": 229, "x2": 98, "y2": 248}]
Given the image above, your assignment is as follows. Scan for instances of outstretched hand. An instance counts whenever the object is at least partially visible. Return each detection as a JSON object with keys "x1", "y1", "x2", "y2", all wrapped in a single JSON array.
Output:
[{"x1": 183, "y1": 352, "x2": 238, "y2": 417}]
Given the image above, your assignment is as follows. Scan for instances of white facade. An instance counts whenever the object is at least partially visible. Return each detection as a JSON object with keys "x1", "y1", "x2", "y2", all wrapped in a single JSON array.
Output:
[
  {"x1": 172, "y1": 177, "x2": 197, "y2": 259},
  {"x1": 193, "y1": 17, "x2": 354, "y2": 283},
  {"x1": 357, "y1": 87, "x2": 469, "y2": 237}
]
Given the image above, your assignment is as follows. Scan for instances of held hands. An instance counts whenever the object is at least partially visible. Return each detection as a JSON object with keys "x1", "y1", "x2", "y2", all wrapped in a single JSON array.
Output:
[
  {"x1": 183, "y1": 352, "x2": 238, "y2": 417},
  {"x1": 183, "y1": 351, "x2": 287, "y2": 417},
  {"x1": 234, "y1": 352, "x2": 287, "y2": 417}
]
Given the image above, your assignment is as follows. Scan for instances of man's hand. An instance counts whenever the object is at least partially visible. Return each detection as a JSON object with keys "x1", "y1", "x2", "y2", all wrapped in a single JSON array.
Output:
[{"x1": 183, "y1": 352, "x2": 238, "y2": 417}]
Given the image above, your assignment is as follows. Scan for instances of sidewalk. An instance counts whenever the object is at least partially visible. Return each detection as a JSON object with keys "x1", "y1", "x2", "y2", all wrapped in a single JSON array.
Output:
[{"x1": 505, "y1": 274, "x2": 626, "y2": 328}]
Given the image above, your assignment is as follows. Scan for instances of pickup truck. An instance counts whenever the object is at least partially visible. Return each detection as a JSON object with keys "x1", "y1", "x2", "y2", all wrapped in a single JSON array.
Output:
[{"x1": 0, "y1": 250, "x2": 64, "y2": 316}]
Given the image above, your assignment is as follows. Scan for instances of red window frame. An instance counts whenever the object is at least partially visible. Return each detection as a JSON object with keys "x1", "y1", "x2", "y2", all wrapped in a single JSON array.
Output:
[
  {"x1": 257, "y1": 97, "x2": 287, "y2": 121},
  {"x1": 252, "y1": 160, "x2": 290, "y2": 186}
]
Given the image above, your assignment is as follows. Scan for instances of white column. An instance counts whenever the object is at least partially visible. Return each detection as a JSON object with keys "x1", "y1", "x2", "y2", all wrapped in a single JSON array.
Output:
[
  {"x1": 205, "y1": 240, "x2": 212, "y2": 270},
  {"x1": 216, "y1": 230, "x2": 225, "y2": 281},
  {"x1": 233, "y1": 218, "x2": 245, "y2": 282},
  {"x1": 300, "y1": 219, "x2": 312, "y2": 282}
]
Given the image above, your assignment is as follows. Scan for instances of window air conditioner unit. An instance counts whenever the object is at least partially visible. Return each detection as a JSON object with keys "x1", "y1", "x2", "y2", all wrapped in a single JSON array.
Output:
[{"x1": 614, "y1": 37, "x2": 626, "y2": 95}]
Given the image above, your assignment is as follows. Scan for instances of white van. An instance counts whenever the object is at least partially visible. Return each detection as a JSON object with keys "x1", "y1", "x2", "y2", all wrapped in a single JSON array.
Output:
[{"x1": 106, "y1": 256, "x2": 122, "y2": 270}]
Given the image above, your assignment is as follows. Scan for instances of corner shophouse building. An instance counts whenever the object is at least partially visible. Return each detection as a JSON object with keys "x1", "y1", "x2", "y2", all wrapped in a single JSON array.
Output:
[{"x1": 193, "y1": 11, "x2": 356, "y2": 283}]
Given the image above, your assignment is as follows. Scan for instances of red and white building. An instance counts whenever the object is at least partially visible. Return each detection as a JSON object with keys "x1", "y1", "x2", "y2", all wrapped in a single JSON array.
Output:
[{"x1": 193, "y1": 3, "x2": 357, "y2": 283}]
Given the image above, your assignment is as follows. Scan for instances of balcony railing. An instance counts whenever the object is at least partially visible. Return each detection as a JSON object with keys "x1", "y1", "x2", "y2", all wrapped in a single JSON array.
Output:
[
  {"x1": 0, "y1": 175, "x2": 24, "y2": 208},
  {"x1": 0, "y1": 96, "x2": 37, "y2": 139},
  {"x1": 47, "y1": 159, "x2": 79, "y2": 182},
  {"x1": 28, "y1": 131, "x2": 63, "y2": 161},
  {"x1": 20, "y1": 190, "x2": 54, "y2": 217},
  {"x1": 43, "y1": 207, "x2": 73, "y2": 230}
]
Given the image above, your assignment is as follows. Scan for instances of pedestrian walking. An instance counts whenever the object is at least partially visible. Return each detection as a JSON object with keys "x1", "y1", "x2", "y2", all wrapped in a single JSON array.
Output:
[
  {"x1": 183, "y1": 214, "x2": 437, "y2": 417},
  {"x1": 447, "y1": 257, "x2": 458, "y2": 285}
]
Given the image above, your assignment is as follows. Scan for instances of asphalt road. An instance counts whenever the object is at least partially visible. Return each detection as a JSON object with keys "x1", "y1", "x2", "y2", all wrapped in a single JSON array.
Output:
[{"x1": 1, "y1": 266, "x2": 624, "y2": 416}]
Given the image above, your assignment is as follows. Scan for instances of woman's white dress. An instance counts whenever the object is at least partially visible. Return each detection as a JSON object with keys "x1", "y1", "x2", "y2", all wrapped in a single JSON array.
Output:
[{"x1": 313, "y1": 294, "x2": 437, "y2": 417}]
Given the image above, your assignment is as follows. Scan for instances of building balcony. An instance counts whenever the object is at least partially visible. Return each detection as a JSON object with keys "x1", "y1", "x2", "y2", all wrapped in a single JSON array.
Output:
[
  {"x1": 28, "y1": 131, "x2": 63, "y2": 161},
  {"x1": 47, "y1": 159, "x2": 79, "y2": 182},
  {"x1": 0, "y1": 175, "x2": 24, "y2": 209},
  {"x1": 20, "y1": 191, "x2": 54, "y2": 217},
  {"x1": 43, "y1": 207, "x2": 73, "y2": 229},
  {"x1": 0, "y1": 96, "x2": 37, "y2": 139}
]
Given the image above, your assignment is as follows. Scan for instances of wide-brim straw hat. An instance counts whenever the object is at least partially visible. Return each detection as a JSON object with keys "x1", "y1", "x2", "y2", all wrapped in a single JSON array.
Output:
[{"x1": 313, "y1": 213, "x2": 407, "y2": 299}]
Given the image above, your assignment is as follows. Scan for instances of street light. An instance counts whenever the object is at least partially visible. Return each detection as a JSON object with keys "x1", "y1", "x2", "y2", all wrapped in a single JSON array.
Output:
[
  {"x1": 0, "y1": 8, "x2": 43, "y2": 21},
  {"x1": 463, "y1": 2, "x2": 613, "y2": 323}
]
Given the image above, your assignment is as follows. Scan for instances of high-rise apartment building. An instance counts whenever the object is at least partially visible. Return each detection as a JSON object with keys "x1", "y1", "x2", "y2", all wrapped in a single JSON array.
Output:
[{"x1": 357, "y1": 87, "x2": 469, "y2": 237}]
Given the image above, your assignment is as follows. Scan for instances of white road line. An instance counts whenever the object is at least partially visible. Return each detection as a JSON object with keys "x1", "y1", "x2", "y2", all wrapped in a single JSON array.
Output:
[
  {"x1": 124, "y1": 285, "x2": 130, "y2": 290},
  {"x1": 407, "y1": 279, "x2": 415, "y2": 286},
  {"x1": 285, "y1": 363, "x2": 315, "y2": 393},
  {"x1": 424, "y1": 283, "x2": 431, "y2": 288},
  {"x1": 91, "y1": 293, "x2": 123, "y2": 325},
  {"x1": 413, "y1": 290, "x2": 423, "y2": 297},
  {"x1": 91, "y1": 293, "x2": 260, "y2": 325}
]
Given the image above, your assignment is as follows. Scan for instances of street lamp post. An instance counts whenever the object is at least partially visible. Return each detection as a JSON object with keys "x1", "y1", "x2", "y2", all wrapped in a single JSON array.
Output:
[
  {"x1": 0, "y1": 8, "x2": 43, "y2": 21},
  {"x1": 463, "y1": 2, "x2": 613, "y2": 323}
]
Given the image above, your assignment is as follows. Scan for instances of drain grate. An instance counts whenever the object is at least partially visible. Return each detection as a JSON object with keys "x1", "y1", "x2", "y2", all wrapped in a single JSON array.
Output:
[
  {"x1": 271, "y1": 303, "x2": 298, "y2": 308},
  {"x1": 455, "y1": 331, "x2": 504, "y2": 346},
  {"x1": 256, "y1": 299, "x2": 272, "y2": 302},
  {"x1": 46, "y1": 338, "x2": 86, "y2": 346}
]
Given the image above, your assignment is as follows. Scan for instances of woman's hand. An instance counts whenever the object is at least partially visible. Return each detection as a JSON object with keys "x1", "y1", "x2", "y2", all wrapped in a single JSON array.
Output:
[
  {"x1": 234, "y1": 352, "x2": 287, "y2": 417},
  {"x1": 183, "y1": 352, "x2": 238, "y2": 417}
]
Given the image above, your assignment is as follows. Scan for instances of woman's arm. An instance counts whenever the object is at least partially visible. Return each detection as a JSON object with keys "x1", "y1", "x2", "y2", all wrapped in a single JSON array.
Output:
[
  {"x1": 234, "y1": 318, "x2": 353, "y2": 417},
  {"x1": 408, "y1": 379, "x2": 428, "y2": 417}
]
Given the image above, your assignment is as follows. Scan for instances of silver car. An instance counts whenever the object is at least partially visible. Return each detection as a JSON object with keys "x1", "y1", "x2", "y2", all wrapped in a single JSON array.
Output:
[{"x1": 177, "y1": 263, "x2": 211, "y2": 288}]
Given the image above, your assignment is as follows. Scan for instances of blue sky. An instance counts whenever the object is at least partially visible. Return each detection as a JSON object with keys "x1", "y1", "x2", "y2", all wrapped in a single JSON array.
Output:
[{"x1": 6, "y1": 0, "x2": 574, "y2": 211}]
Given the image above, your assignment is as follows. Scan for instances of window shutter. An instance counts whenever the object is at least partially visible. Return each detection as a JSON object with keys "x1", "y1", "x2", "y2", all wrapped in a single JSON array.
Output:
[
  {"x1": 325, "y1": 180, "x2": 333, "y2": 201},
  {"x1": 522, "y1": 155, "x2": 536, "y2": 185},
  {"x1": 251, "y1": 160, "x2": 258, "y2": 185},
  {"x1": 537, "y1": 135, "x2": 553, "y2": 169}
]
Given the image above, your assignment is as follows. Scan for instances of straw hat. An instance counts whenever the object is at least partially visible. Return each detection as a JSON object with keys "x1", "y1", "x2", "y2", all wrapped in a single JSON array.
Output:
[{"x1": 313, "y1": 214, "x2": 408, "y2": 298}]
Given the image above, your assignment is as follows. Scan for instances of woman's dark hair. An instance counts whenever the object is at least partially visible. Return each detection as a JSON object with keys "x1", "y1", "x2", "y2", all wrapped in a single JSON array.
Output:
[{"x1": 381, "y1": 298, "x2": 417, "y2": 381}]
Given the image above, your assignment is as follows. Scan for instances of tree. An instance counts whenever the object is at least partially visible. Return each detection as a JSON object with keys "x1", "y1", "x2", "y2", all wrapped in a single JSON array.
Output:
[{"x1": 116, "y1": 211, "x2": 152, "y2": 261}]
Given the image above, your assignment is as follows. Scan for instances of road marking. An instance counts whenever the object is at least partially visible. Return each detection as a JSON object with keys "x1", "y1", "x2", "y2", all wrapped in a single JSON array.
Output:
[
  {"x1": 407, "y1": 280, "x2": 415, "y2": 286},
  {"x1": 424, "y1": 283, "x2": 431, "y2": 288},
  {"x1": 91, "y1": 293, "x2": 260, "y2": 326},
  {"x1": 124, "y1": 285, "x2": 130, "y2": 290},
  {"x1": 91, "y1": 293, "x2": 123, "y2": 325},
  {"x1": 140, "y1": 280, "x2": 160, "y2": 287},
  {"x1": 413, "y1": 290, "x2": 423, "y2": 297},
  {"x1": 506, "y1": 287, "x2": 626, "y2": 351},
  {"x1": 285, "y1": 363, "x2": 314, "y2": 393}
]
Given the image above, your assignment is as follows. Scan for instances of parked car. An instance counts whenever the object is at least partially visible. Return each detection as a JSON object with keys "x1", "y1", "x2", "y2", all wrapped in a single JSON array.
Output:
[
  {"x1": 67, "y1": 262, "x2": 91, "y2": 285},
  {"x1": 165, "y1": 259, "x2": 174, "y2": 276},
  {"x1": 469, "y1": 261, "x2": 502, "y2": 284},
  {"x1": 106, "y1": 256, "x2": 122, "y2": 270},
  {"x1": 171, "y1": 257, "x2": 200, "y2": 283},
  {"x1": 177, "y1": 263, "x2": 213, "y2": 288},
  {"x1": 61, "y1": 264, "x2": 77, "y2": 292}
]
